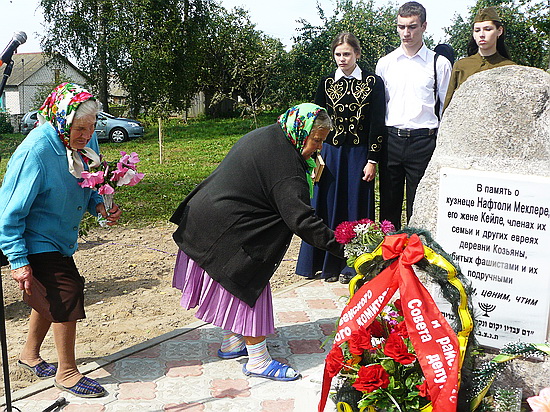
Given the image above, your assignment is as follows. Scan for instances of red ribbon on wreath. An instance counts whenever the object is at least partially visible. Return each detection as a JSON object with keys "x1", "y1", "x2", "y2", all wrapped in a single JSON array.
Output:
[{"x1": 318, "y1": 233, "x2": 460, "y2": 412}]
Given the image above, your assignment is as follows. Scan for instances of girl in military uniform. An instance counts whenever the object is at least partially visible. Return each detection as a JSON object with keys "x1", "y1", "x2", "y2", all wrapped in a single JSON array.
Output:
[{"x1": 443, "y1": 7, "x2": 515, "y2": 111}]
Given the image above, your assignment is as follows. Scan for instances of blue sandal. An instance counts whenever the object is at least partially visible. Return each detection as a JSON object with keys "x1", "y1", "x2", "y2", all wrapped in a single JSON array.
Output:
[
  {"x1": 217, "y1": 347, "x2": 248, "y2": 359},
  {"x1": 17, "y1": 360, "x2": 57, "y2": 379},
  {"x1": 242, "y1": 360, "x2": 301, "y2": 381},
  {"x1": 54, "y1": 376, "x2": 106, "y2": 398}
]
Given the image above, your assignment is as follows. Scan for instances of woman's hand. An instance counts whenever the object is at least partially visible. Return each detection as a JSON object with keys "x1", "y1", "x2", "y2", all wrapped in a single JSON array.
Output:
[
  {"x1": 12, "y1": 265, "x2": 33, "y2": 295},
  {"x1": 362, "y1": 162, "x2": 377, "y2": 182},
  {"x1": 96, "y1": 203, "x2": 122, "y2": 226}
]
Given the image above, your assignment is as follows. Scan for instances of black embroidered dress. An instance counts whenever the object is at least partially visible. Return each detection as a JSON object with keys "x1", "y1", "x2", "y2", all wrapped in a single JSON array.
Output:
[{"x1": 296, "y1": 68, "x2": 386, "y2": 279}]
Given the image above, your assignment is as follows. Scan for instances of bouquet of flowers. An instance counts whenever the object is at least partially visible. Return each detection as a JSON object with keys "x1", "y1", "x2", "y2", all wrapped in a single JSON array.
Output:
[
  {"x1": 79, "y1": 151, "x2": 144, "y2": 226},
  {"x1": 327, "y1": 299, "x2": 430, "y2": 412},
  {"x1": 335, "y1": 219, "x2": 395, "y2": 268}
]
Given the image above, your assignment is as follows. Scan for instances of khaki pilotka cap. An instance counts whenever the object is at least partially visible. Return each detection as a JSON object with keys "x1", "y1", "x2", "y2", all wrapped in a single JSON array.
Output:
[{"x1": 474, "y1": 6, "x2": 501, "y2": 22}]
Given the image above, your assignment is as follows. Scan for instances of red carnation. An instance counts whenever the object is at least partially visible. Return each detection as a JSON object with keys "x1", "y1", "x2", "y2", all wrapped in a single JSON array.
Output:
[
  {"x1": 357, "y1": 218, "x2": 375, "y2": 227},
  {"x1": 335, "y1": 221, "x2": 357, "y2": 244},
  {"x1": 417, "y1": 380, "x2": 431, "y2": 400},
  {"x1": 368, "y1": 319, "x2": 386, "y2": 338},
  {"x1": 348, "y1": 328, "x2": 374, "y2": 355},
  {"x1": 352, "y1": 364, "x2": 390, "y2": 393},
  {"x1": 325, "y1": 345, "x2": 345, "y2": 378},
  {"x1": 392, "y1": 320, "x2": 409, "y2": 338},
  {"x1": 384, "y1": 332, "x2": 416, "y2": 365}
]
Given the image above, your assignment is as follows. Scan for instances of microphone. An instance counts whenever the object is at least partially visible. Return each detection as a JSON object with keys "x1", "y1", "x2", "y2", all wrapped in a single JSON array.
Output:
[{"x1": 0, "y1": 31, "x2": 27, "y2": 66}]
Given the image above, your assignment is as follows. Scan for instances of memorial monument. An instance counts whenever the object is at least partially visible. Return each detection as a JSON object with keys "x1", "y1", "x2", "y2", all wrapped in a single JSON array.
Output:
[{"x1": 410, "y1": 65, "x2": 550, "y2": 395}]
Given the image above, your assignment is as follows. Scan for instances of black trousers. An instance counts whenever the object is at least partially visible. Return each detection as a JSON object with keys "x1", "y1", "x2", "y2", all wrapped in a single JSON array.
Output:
[
  {"x1": 379, "y1": 127, "x2": 437, "y2": 230},
  {"x1": 0, "y1": 250, "x2": 7, "y2": 267}
]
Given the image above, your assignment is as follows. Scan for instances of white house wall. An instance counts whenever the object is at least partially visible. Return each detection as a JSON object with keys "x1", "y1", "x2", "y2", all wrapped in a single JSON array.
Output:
[
  {"x1": 4, "y1": 90, "x2": 21, "y2": 114},
  {"x1": 11, "y1": 63, "x2": 88, "y2": 115}
]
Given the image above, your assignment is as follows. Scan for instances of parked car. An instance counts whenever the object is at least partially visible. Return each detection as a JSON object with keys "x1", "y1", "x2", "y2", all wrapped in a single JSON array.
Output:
[
  {"x1": 20, "y1": 110, "x2": 144, "y2": 143},
  {"x1": 95, "y1": 112, "x2": 144, "y2": 143},
  {"x1": 20, "y1": 110, "x2": 39, "y2": 135}
]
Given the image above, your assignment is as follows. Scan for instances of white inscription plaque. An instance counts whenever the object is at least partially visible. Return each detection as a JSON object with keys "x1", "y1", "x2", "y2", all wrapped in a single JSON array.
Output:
[{"x1": 435, "y1": 168, "x2": 550, "y2": 348}]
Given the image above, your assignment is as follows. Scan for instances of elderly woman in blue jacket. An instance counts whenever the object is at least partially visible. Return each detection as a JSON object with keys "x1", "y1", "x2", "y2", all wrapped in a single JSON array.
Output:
[{"x1": 0, "y1": 83, "x2": 121, "y2": 398}]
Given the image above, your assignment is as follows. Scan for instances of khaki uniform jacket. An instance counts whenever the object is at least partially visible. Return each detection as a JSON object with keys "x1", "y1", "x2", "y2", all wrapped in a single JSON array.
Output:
[{"x1": 443, "y1": 52, "x2": 515, "y2": 111}]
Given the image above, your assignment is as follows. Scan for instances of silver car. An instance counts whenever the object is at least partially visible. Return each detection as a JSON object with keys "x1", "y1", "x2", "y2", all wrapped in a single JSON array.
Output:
[
  {"x1": 20, "y1": 110, "x2": 144, "y2": 143},
  {"x1": 95, "y1": 112, "x2": 144, "y2": 143},
  {"x1": 20, "y1": 110, "x2": 39, "y2": 135}
]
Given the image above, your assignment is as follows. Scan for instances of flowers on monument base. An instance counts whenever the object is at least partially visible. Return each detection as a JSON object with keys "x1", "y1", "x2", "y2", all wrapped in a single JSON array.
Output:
[
  {"x1": 334, "y1": 219, "x2": 395, "y2": 268},
  {"x1": 319, "y1": 228, "x2": 475, "y2": 412},
  {"x1": 329, "y1": 301, "x2": 430, "y2": 412},
  {"x1": 324, "y1": 225, "x2": 550, "y2": 412}
]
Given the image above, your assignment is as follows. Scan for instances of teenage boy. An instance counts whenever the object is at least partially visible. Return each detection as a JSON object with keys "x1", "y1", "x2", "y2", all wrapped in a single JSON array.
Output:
[{"x1": 376, "y1": 1, "x2": 451, "y2": 229}]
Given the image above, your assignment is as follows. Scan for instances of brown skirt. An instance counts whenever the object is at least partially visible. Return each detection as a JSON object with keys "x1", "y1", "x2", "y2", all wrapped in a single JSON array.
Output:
[{"x1": 24, "y1": 252, "x2": 85, "y2": 322}]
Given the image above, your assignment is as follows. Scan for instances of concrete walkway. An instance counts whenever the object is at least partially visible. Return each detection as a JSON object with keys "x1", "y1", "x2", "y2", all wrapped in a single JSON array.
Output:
[{"x1": 3, "y1": 280, "x2": 349, "y2": 412}]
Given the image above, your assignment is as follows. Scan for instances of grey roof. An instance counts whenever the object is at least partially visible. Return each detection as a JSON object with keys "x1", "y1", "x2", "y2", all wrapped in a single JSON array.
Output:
[{"x1": 5, "y1": 52, "x2": 88, "y2": 86}]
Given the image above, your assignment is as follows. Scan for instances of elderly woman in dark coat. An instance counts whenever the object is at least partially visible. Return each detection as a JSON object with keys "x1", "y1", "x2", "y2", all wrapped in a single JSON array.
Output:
[{"x1": 171, "y1": 103, "x2": 343, "y2": 381}]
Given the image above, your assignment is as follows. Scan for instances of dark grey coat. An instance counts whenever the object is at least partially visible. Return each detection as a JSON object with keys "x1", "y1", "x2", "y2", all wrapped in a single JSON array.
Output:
[{"x1": 171, "y1": 123, "x2": 343, "y2": 307}]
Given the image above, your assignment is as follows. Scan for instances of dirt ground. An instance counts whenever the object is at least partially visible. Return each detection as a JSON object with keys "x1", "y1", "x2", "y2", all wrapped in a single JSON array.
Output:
[{"x1": 0, "y1": 224, "x2": 305, "y2": 396}]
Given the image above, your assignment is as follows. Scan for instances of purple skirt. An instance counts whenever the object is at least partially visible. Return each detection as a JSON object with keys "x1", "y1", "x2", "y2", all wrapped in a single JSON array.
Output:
[{"x1": 172, "y1": 250, "x2": 275, "y2": 337}]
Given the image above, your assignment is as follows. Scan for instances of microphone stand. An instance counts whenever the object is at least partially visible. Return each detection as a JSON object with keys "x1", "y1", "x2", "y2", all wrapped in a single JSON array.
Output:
[{"x1": 0, "y1": 60, "x2": 14, "y2": 97}]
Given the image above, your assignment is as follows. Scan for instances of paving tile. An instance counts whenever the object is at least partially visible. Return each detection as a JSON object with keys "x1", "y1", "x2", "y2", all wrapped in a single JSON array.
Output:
[
  {"x1": 25, "y1": 386, "x2": 60, "y2": 400},
  {"x1": 201, "y1": 396, "x2": 261, "y2": 411},
  {"x1": 104, "y1": 400, "x2": 164, "y2": 411},
  {"x1": 111, "y1": 358, "x2": 165, "y2": 381},
  {"x1": 277, "y1": 310, "x2": 310, "y2": 324},
  {"x1": 165, "y1": 359, "x2": 204, "y2": 378},
  {"x1": 118, "y1": 381, "x2": 157, "y2": 400},
  {"x1": 128, "y1": 345, "x2": 161, "y2": 358},
  {"x1": 164, "y1": 401, "x2": 206, "y2": 411},
  {"x1": 160, "y1": 340, "x2": 209, "y2": 361},
  {"x1": 306, "y1": 298, "x2": 338, "y2": 309},
  {"x1": 64, "y1": 402, "x2": 107, "y2": 411},
  {"x1": 155, "y1": 376, "x2": 212, "y2": 404},
  {"x1": 277, "y1": 322, "x2": 324, "y2": 339},
  {"x1": 288, "y1": 339, "x2": 325, "y2": 354},
  {"x1": 261, "y1": 398, "x2": 295, "y2": 411},
  {"x1": 210, "y1": 378, "x2": 251, "y2": 398},
  {"x1": 8, "y1": 281, "x2": 348, "y2": 412}
]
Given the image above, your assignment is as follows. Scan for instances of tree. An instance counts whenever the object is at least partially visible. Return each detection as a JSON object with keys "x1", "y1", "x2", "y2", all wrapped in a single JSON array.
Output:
[
  {"x1": 280, "y1": 0, "x2": 399, "y2": 105},
  {"x1": 196, "y1": 5, "x2": 286, "y2": 118},
  {"x1": 39, "y1": 0, "x2": 214, "y2": 117},
  {"x1": 40, "y1": 0, "x2": 119, "y2": 112},
  {"x1": 443, "y1": 0, "x2": 549, "y2": 69}
]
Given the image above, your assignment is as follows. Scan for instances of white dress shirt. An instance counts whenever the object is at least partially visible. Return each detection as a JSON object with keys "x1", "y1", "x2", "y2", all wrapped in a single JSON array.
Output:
[
  {"x1": 334, "y1": 65, "x2": 363, "y2": 81},
  {"x1": 375, "y1": 44, "x2": 451, "y2": 130}
]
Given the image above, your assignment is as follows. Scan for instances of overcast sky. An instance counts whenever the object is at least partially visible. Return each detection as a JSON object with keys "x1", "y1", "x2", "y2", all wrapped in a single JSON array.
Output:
[{"x1": 3, "y1": 0, "x2": 476, "y2": 54}]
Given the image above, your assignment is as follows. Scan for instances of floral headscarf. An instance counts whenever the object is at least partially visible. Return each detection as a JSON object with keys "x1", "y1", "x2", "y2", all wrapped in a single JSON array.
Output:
[
  {"x1": 277, "y1": 103, "x2": 325, "y2": 197},
  {"x1": 38, "y1": 82, "x2": 100, "y2": 178}
]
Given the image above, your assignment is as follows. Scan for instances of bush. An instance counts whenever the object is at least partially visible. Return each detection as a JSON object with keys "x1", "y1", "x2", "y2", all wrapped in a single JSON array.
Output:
[{"x1": 0, "y1": 111, "x2": 14, "y2": 134}]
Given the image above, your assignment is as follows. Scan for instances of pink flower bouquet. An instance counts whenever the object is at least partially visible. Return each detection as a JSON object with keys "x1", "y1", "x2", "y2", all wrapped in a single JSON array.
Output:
[
  {"x1": 528, "y1": 387, "x2": 550, "y2": 412},
  {"x1": 79, "y1": 151, "x2": 144, "y2": 226},
  {"x1": 334, "y1": 219, "x2": 396, "y2": 267}
]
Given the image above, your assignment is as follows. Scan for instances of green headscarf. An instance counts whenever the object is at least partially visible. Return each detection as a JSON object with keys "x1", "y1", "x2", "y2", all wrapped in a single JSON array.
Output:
[{"x1": 277, "y1": 103, "x2": 325, "y2": 197}]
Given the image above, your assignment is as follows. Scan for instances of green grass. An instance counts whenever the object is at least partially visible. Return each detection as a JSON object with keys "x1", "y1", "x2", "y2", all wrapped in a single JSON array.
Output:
[{"x1": 0, "y1": 113, "x2": 278, "y2": 226}]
